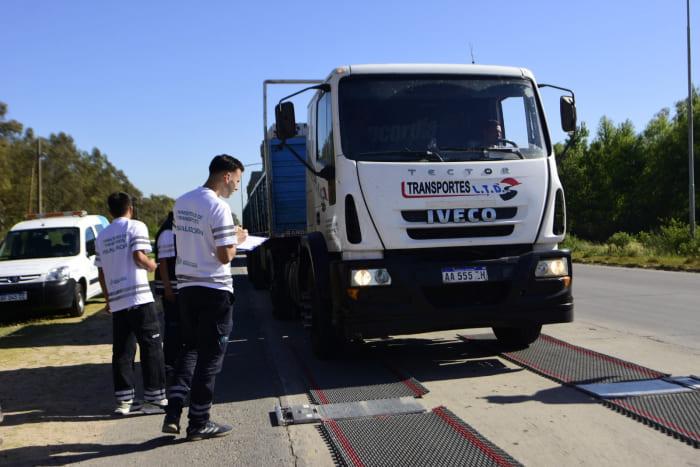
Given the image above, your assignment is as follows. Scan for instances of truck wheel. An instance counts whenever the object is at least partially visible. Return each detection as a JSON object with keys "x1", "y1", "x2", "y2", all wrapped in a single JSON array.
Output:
[
  {"x1": 308, "y1": 265, "x2": 342, "y2": 359},
  {"x1": 492, "y1": 324, "x2": 542, "y2": 348},
  {"x1": 69, "y1": 282, "x2": 86, "y2": 317},
  {"x1": 269, "y1": 253, "x2": 296, "y2": 320},
  {"x1": 247, "y1": 249, "x2": 266, "y2": 290}
]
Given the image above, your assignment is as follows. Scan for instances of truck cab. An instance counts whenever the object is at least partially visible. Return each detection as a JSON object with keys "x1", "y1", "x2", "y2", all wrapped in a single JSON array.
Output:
[{"x1": 255, "y1": 64, "x2": 576, "y2": 358}]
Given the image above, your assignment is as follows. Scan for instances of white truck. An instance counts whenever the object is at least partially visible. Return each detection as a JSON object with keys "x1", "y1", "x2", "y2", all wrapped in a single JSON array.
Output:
[
  {"x1": 251, "y1": 64, "x2": 576, "y2": 358},
  {"x1": 0, "y1": 211, "x2": 109, "y2": 317}
]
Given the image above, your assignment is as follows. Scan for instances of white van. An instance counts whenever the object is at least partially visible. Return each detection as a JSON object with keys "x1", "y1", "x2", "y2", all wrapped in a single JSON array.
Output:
[{"x1": 0, "y1": 211, "x2": 109, "y2": 316}]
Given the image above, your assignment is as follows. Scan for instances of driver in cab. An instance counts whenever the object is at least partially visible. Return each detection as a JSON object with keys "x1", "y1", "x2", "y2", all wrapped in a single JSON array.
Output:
[{"x1": 482, "y1": 119, "x2": 504, "y2": 147}]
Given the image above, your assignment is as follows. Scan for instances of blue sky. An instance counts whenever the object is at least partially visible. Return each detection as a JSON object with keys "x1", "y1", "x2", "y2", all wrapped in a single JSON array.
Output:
[{"x1": 2, "y1": 1, "x2": 699, "y2": 218}]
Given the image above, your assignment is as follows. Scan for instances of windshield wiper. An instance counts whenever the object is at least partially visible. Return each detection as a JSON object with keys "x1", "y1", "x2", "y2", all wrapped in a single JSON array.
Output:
[
  {"x1": 439, "y1": 146, "x2": 525, "y2": 160},
  {"x1": 354, "y1": 149, "x2": 446, "y2": 162}
]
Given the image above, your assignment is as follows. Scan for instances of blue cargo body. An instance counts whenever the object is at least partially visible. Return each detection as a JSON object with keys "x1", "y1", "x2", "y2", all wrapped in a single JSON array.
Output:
[{"x1": 243, "y1": 135, "x2": 306, "y2": 238}]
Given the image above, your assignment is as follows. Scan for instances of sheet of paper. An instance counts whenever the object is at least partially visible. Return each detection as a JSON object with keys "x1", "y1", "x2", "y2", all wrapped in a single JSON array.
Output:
[{"x1": 236, "y1": 235, "x2": 267, "y2": 251}]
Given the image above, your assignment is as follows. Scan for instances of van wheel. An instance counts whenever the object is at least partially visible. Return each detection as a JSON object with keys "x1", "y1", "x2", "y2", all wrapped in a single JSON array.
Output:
[
  {"x1": 492, "y1": 324, "x2": 542, "y2": 349},
  {"x1": 69, "y1": 282, "x2": 86, "y2": 317}
]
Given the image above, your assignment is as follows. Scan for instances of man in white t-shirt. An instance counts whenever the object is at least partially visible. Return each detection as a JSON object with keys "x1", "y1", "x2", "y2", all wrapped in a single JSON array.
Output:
[
  {"x1": 162, "y1": 155, "x2": 247, "y2": 441},
  {"x1": 153, "y1": 211, "x2": 181, "y2": 384},
  {"x1": 96, "y1": 192, "x2": 167, "y2": 416}
]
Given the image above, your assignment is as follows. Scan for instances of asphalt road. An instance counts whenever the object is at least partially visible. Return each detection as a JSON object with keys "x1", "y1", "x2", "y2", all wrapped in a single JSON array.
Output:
[
  {"x1": 573, "y1": 264, "x2": 700, "y2": 350},
  {"x1": 42, "y1": 262, "x2": 698, "y2": 467}
]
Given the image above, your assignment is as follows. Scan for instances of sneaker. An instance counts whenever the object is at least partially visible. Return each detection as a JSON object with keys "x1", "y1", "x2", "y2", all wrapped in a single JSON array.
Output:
[
  {"x1": 142, "y1": 399, "x2": 168, "y2": 414},
  {"x1": 162, "y1": 414, "x2": 181, "y2": 434},
  {"x1": 186, "y1": 420, "x2": 233, "y2": 441},
  {"x1": 114, "y1": 399, "x2": 143, "y2": 415}
]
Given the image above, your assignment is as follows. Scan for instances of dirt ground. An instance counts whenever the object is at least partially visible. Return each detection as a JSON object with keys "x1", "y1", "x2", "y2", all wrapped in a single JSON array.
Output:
[{"x1": 0, "y1": 299, "x2": 126, "y2": 464}]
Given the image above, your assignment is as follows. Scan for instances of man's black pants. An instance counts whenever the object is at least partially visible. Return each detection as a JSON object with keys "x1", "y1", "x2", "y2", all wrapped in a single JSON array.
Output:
[
  {"x1": 112, "y1": 302, "x2": 166, "y2": 403},
  {"x1": 161, "y1": 295, "x2": 182, "y2": 385},
  {"x1": 166, "y1": 286, "x2": 233, "y2": 428}
]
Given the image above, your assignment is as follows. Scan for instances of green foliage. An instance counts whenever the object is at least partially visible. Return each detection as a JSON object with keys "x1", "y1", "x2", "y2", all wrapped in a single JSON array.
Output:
[
  {"x1": 0, "y1": 102, "x2": 174, "y2": 238},
  {"x1": 608, "y1": 231, "x2": 634, "y2": 248},
  {"x1": 138, "y1": 195, "x2": 175, "y2": 236},
  {"x1": 558, "y1": 92, "x2": 699, "y2": 241},
  {"x1": 566, "y1": 220, "x2": 699, "y2": 260}
]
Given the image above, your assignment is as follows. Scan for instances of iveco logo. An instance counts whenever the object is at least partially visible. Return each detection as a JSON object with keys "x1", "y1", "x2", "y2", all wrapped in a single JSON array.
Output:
[{"x1": 427, "y1": 208, "x2": 497, "y2": 224}]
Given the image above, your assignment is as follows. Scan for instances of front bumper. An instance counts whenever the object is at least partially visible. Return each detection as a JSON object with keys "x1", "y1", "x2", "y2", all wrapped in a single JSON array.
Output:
[
  {"x1": 0, "y1": 279, "x2": 75, "y2": 312},
  {"x1": 331, "y1": 248, "x2": 573, "y2": 338}
]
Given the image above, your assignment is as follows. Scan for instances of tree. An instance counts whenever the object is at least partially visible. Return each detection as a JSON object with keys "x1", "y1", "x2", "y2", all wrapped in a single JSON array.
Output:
[{"x1": 0, "y1": 102, "x2": 174, "y2": 238}]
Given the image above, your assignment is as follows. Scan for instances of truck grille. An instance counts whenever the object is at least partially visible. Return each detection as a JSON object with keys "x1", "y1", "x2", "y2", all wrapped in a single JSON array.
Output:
[
  {"x1": 401, "y1": 207, "x2": 517, "y2": 223},
  {"x1": 407, "y1": 225, "x2": 514, "y2": 240}
]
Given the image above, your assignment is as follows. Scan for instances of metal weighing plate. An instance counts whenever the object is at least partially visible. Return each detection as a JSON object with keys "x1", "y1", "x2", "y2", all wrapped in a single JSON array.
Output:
[
  {"x1": 309, "y1": 377, "x2": 429, "y2": 405},
  {"x1": 462, "y1": 333, "x2": 668, "y2": 385},
  {"x1": 275, "y1": 397, "x2": 426, "y2": 426}
]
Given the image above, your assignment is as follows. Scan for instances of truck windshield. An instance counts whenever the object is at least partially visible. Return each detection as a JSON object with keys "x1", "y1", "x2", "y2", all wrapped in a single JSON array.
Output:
[
  {"x1": 0, "y1": 228, "x2": 80, "y2": 261},
  {"x1": 338, "y1": 75, "x2": 549, "y2": 162}
]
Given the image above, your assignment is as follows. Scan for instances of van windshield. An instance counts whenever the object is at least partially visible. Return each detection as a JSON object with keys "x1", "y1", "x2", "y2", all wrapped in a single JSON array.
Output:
[
  {"x1": 0, "y1": 228, "x2": 80, "y2": 260},
  {"x1": 338, "y1": 75, "x2": 549, "y2": 162}
]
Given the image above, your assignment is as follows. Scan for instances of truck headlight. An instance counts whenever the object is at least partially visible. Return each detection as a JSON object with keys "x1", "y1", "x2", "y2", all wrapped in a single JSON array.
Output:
[
  {"x1": 534, "y1": 258, "x2": 569, "y2": 278},
  {"x1": 351, "y1": 268, "x2": 392, "y2": 287},
  {"x1": 47, "y1": 266, "x2": 70, "y2": 281}
]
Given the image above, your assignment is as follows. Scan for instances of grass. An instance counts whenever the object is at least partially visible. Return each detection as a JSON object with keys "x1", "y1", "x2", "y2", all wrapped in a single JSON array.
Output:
[
  {"x1": 563, "y1": 227, "x2": 700, "y2": 272},
  {"x1": 0, "y1": 298, "x2": 107, "y2": 339}
]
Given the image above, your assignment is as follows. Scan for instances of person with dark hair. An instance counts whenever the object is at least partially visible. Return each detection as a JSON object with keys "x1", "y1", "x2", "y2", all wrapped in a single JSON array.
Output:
[
  {"x1": 162, "y1": 154, "x2": 247, "y2": 440},
  {"x1": 482, "y1": 119, "x2": 504, "y2": 147},
  {"x1": 153, "y1": 211, "x2": 181, "y2": 384},
  {"x1": 96, "y1": 192, "x2": 167, "y2": 415}
]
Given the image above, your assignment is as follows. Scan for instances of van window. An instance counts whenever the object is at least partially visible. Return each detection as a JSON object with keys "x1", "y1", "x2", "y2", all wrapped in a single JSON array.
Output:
[
  {"x1": 0, "y1": 228, "x2": 80, "y2": 260},
  {"x1": 85, "y1": 227, "x2": 96, "y2": 257}
]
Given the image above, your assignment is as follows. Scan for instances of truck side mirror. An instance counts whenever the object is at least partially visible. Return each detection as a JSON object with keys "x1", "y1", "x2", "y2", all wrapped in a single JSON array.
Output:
[
  {"x1": 275, "y1": 102, "x2": 297, "y2": 141},
  {"x1": 560, "y1": 96, "x2": 577, "y2": 133},
  {"x1": 318, "y1": 165, "x2": 335, "y2": 181}
]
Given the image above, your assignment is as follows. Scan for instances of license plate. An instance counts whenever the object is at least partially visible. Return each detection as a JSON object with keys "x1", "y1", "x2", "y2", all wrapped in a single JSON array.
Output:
[
  {"x1": 0, "y1": 291, "x2": 28, "y2": 302},
  {"x1": 442, "y1": 267, "x2": 488, "y2": 283}
]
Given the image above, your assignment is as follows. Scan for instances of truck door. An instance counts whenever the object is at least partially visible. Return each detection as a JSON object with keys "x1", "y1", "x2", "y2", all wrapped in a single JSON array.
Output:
[{"x1": 312, "y1": 91, "x2": 340, "y2": 247}]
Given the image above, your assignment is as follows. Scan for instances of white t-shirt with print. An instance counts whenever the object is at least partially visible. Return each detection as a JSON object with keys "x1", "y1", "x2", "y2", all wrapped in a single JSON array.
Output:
[
  {"x1": 157, "y1": 230, "x2": 176, "y2": 259},
  {"x1": 95, "y1": 217, "x2": 154, "y2": 312},
  {"x1": 154, "y1": 229, "x2": 178, "y2": 294},
  {"x1": 174, "y1": 187, "x2": 237, "y2": 293}
]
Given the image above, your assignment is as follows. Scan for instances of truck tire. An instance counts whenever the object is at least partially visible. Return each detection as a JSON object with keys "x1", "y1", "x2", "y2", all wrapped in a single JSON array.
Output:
[
  {"x1": 69, "y1": 282, "x2": 86, "y2": 317},
  {"x1": 303, "y1": 254, "x2": 344, "y2": 359},
  {"x1": 268, "y1": 252, "x2": 296, "y2": 320},
  {"x1": 492, "y1": 324, "x2": 542, "y2": 349},
  {"x1": 248, "y1": 249, "x2": 267, "y2": 290}
]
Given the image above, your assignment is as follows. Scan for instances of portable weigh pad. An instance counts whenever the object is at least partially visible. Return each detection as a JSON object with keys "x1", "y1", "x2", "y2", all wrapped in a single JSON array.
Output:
[
  {"x1": 460, "y1": 333, "x2": 668, "y2": 385},
  {"x1": 309, "y1": 377, "x2": 429, "y2": 405},
  {"x1": 460, "y1": 334, "x2": 699, "y2": 448},
  {"x1": 320, "y1": 407, "x2": 522, "y2": 467}
]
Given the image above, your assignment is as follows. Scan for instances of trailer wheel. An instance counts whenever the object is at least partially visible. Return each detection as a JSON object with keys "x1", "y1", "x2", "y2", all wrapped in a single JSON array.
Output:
[
  {"x1": 247, "y1": 249, "x2": 266, "y2": 290},
  {"x1": 492, "y1": 324, "x2": 542, "y2": 349}
]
